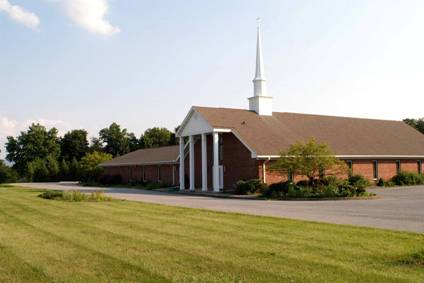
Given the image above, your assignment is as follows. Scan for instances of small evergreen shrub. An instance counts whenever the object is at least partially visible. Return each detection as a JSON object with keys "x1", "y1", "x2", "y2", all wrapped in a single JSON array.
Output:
[
  {"x1": 377, "y1": 178, "x2": 385, "y2": 187},
  {"x1": 348, "y1": 174, "x2": 371, "y2": 190},
  {"x1": 234, "y1": 179, "x2": 267, "y2": 195},
  {"x1": 391, "y1": 171, "x2": 424, "y2": 186},
  {"x1": 39, "y1": 190, "x2": 64, "y2": 200},
  {"x1": 263, "y1": 181, "x2": 292, "y2": 198}
]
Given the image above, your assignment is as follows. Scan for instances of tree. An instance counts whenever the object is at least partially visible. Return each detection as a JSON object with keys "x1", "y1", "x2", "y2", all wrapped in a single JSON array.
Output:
[
  {"x1": 0, "y1": 160, "x2": 18, "y2": 183},
  {"x1": 99, "y1": 123, "x2": 132, "y2": 157},
  {"x1": 79, "y1": 151, "x2": 112, "y2": 182},
  {"x1": 404, "y1": 118, "x2": 424, "y2": 134},
  {"x1": 141, "y1": 127, "x2": 175, "y2": 148},
  {"x1": 6, "y1": 124, "x2": 60, "y2": 175},
  {"x1": 271, "y1": 138, "x2": 347, "y2": 185},
  {"x1": 60, "y1": 130, "x2": 89, "y2": 161},
  {"x1": 128, "y1": 133, "x2": 141, "y2": 152},
  {"x1": 89, "y1": 137, "x2": 104, "y2": 153}
]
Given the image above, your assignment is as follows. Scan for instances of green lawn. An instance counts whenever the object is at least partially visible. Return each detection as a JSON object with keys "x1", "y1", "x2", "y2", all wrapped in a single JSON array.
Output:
[{"x1": 0, "y1": 186, "x2": 423, "y2": 283}]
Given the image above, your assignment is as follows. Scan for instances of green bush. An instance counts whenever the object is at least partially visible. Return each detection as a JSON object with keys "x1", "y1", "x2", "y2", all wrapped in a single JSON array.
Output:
[
  {"x1": 234, "y1": 179, "x2": 267, "y2": 195},
  {"x1": 391, "y1": 171, "x2": 424, "y2": 186},
  {"x1": 0, "y1": 161, "x2": 18, "y2": 183},
  {"x1": 62, "y1": 190, "x2": 87, "y2": 201},
  {"x1": 262, "y1": 176, "x2": 371, "y2": 199},
  {"x1": 89, "y1": 191, "x2": 112, "y2": 201},
  {"x1": 39, "y1": 190, "x2": 63, "y2": 200},
  {"x1": 348, "y1": 174, "x2": 371, "y2": 190},
  {"x1": 377, "y1": 178, "x2": 385, "y2": 187},
  {"x1": 39, "y1": 190, "x2": 111, "y2": 202}
]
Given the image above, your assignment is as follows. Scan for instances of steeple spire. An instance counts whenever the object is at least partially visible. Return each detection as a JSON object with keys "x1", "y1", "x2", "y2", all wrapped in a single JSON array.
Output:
[
  {"x1": 254, "y1": 18, "x2": 266, "y2": 83},
  {"x1": 249, "y1": 18, "x2": 272, "y2": 115}
]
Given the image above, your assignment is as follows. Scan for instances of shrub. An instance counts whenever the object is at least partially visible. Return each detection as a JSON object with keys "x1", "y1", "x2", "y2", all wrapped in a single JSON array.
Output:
[
  {"x1": 262, "y1": 176, "x2": 371, "y2": 199},
  {"x1": 262, "y1": 181, "x2": 292, "y2": 199},
  {"x1": 377, "y1": 178, "x2": 385, "y2": 187},
  {"x1": 89, "y1": 191, "x2": 112, "y2": 201},
  {"x1": 234, "y1": 179, "x2": 267, "y2": 195},
  {"x1": 391, "y1": 171, "x2": 424, "y2": 186},
  {"x1": 39, "y1": 190, "x2": 111, "y2": 202},
  {"x1": 0, "y1": 161, "x2": 18, "y2": 183},
  {"x1": 62, "y1": 190, "x2": 87, "y2": 202},
  {"x1": 348, "y1": 174, "x2": 371, "y2": 190},
  {"x1": 39, "y1": 190, "x2": 63, "y2": 200}
]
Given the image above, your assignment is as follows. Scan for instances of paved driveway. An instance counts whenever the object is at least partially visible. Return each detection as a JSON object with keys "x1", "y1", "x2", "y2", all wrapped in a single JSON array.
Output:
[{"x1": 12, "y1": 182, "x2": 424, "y2": 233}]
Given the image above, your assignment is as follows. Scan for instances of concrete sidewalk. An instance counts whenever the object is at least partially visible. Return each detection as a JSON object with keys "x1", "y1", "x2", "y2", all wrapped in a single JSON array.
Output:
[{"x1": 11, "y1": 182, "x2": 424, "y2": 233}]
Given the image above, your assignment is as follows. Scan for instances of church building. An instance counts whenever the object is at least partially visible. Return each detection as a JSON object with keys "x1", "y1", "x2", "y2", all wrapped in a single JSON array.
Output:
[{"x1": 102, "y1": 25, "x2": 424, "y2": 192}]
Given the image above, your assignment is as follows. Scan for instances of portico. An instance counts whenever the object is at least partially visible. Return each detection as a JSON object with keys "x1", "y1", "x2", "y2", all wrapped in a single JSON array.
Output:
[{"x1": 177, "y1": 119, "x2": 227, "y2": 192}]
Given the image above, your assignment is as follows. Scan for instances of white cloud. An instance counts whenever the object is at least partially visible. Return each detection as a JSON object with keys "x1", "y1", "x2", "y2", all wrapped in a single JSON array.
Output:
[
  {"x1": 0, "y1": 0, "x2": 40, "y2": 30},
  {"x1": 63, "y1": 0, "x2": 120, "y2": 36}
]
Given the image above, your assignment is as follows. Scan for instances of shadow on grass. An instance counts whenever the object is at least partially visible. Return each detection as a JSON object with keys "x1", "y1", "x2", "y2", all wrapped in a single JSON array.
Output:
[{"x1": 397, "y1": 249, "x2": 424, "y2": 267}]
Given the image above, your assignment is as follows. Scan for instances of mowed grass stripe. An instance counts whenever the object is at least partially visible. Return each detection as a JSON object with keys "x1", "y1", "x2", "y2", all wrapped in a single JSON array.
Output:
[
  {"x1": 0, "y1": 187, "x2": 420, "y2": 282},
  {"x1": 0, "y1": 195, "x2": 291, "y2": 282},
  {"x1": 0, "y1": 187, "x2": 423, "y2": 282},
  {"x1": 0, "y1": 206, "x2": 171, "y2": 283}
]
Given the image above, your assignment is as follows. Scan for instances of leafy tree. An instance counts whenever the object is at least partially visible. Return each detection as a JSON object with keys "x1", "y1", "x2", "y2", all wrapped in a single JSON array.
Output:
[
  {"x1": 141, "y1": 127, "x2": 174, "y2": 148},
  {"x1": 89, "y1": 137, "x2": 104, "y2": 153},
  {"x1": 6, "y1": 124, "x2": 60, "y2": 175},
  {"x1": 0, "y1": 160, "x2": 18, "y2": 183},
  {"x1": 60, "y1": 159, "x2": 70, "y2": 181},
  {"x1": 60, "y1": 130, "x2": 89, "y2": 161},
  {"x1": 27, "y1": 158, "x2": 49, "y2": 182},
  {"x1": 271, "y1": 138, "x2": 347, "y2": 185},
  {"x1": 79, "y1": 151, "x2": 112, "y2": 182},
  {"x1": 404, "y1": 118, "x2": 424, "y2": 134},
  {"x1": 99, "y1": 123, "x2": 133, "y2": 157},
  {"x1": 69, "y1": 158, "x2": 80, "y2": 180},
  {"x1": 128, "y1": 133, "x2": 141, "y2": 152},
  {"x1": 45, "y1": 155, "x2": 60, "y2": 181}
]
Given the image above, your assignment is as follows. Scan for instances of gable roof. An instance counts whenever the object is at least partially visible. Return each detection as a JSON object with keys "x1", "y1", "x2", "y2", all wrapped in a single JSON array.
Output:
[
  {"x1": 101, "y1": 145, "x2": 179, "y2": 167},
  {"x1": 194, "y1": 106, "x2": 424, "y2": 157}
]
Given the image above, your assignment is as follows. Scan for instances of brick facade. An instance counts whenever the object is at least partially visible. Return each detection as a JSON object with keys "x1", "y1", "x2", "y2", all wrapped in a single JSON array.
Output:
[
  {"x1": 103, "y1": 164, "x2": 178, "y2": 186},
  {"x1": 104, "y1": 132, "x2": 423, "y2": 189}
]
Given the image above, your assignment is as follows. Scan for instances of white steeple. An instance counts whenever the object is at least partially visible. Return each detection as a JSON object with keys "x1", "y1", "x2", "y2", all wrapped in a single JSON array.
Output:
[{"x1": 248, "y1": 18, "x2": 273, "y2": 116}]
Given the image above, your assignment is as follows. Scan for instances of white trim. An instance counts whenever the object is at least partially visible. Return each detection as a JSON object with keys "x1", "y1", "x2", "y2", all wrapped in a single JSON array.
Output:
[
  {"x1": 213, "y1": 128, "x2": 231, "y2": 133},
  {"x1": 201, "y1": 133, "x2": 208, "y2": 192}
]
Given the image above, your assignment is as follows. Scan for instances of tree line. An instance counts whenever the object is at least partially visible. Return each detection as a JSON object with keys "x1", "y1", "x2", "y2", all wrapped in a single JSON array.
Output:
[{"x1": 1, "y1": 122, "x2": 178, "y2": 183}]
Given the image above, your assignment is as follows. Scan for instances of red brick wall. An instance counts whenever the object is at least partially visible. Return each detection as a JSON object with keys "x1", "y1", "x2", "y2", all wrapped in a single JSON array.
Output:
[
  {"x1": 103, "y1": 164, "x2": 177, "y2": 185},
  {"x1": 221, "y1": 133, "x2": 260, "y2": 189},
  {"x1": 259, "y1": 159, "x2": 424, "y2": 185}
]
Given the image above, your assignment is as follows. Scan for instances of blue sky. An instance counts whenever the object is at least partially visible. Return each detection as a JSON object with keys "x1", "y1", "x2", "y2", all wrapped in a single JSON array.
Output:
[{"x1": 1, "y1": 0, "x2": 424, "y2": 158}]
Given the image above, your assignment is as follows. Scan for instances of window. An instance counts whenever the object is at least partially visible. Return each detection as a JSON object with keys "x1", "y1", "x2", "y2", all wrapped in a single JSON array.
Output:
[
  {"x1": 396, "y1": 160, "x2": 401, "y2": 174},
  {"x1": 418, "y1": 160, "x2": 422, "y2": 174},
  {"x1": 346, "y1": 160, "x2": 353, "y2": 176},
  {"x1": 373, "y1": 160, "x2": 378, "y2": 179}
]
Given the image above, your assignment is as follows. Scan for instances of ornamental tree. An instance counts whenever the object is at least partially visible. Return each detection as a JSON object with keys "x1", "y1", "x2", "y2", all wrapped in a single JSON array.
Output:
[{"x1": 271, "y1": 138, "x2": 347, "y2": 185}]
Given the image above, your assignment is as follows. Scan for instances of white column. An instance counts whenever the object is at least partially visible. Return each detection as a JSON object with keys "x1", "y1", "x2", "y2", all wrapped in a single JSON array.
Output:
[
  {"x1": 179, "y1": 137, "x2": 185, "y2": 191},
  {"x1": 189, "y1": 135, "x2": 195, "y2": 192},
  {"x1": 212, "y1": 132, "x2": 220, "y2": 192},
  {"x1": 201, "y1": 133, "x2": 207, "y2": 192}
]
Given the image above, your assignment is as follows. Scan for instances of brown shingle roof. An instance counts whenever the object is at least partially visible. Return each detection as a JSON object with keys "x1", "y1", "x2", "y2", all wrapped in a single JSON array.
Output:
[
  {"x1": 101, "y1": 145, "x2": 179, "y2": 167},
  {"x1": 194, "y1": 106, "x2": 424, "y2": 157}
]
